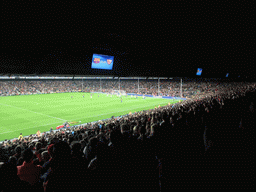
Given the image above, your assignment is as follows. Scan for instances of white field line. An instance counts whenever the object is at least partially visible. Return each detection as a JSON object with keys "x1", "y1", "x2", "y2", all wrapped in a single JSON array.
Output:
[
  {"x1": 0, "y1": 96, "x2": 146, "y2": 132},
  {"x1": 0, "y1": 103, "x2": 66, "y2": 121},
  {"x1": 48, "y1": 96, "x2": 169, "y2": 120},
  {"x1": 3, "y1": 100, "x2": 40, "y2": 105},
  {"x1": 0, "y1": 100, "x2": 170, "y2": 134}
]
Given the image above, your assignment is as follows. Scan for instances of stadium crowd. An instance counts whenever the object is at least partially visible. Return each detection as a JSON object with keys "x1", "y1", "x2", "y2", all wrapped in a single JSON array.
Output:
[
  {"x1": 0, "y1": 80, "x2": 255, "y2": 191},
  {"x1": 0, "y1": 79, "x2": 229, "y2": 98}
]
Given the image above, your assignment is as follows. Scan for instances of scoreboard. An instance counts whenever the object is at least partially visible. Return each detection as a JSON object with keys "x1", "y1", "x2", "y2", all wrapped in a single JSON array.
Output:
[{"x1": 91, "y1": 54, "x2": 114, "y2": 70}]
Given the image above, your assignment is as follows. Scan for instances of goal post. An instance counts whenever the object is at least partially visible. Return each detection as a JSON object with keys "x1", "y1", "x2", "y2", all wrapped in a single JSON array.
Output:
[{"x1": 112, "y1": 90, "x2": 127, "y2": 96}]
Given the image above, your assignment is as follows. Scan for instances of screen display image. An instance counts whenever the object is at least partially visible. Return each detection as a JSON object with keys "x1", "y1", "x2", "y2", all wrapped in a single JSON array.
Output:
[
  {"x1": 196, "y1": 68, "x2": 202, "y2": 76},
  {"x1": 91, "y1": 54, "x2": 114, "y2": 70},
  {"x1": 226, "y1": 73, "x2": 229, "y2": 77}
]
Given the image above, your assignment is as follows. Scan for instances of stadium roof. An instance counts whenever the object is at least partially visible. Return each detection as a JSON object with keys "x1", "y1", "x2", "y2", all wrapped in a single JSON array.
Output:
[{"x1": 1, "y1": 1, "x2": 254, "y2": 80}]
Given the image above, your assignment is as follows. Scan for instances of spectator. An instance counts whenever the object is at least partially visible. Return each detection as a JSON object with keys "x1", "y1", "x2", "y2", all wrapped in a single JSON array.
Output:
[
  {"x1": 18, "y1": 133, "x2": 23, "y2": 141},
  {"x1": 0, "y1": 161, "x2": 38, "y2": 192},
  {"x1": 71, "y1": 141, "x2": 85, "y2": 163},
  {"x1": 17, "y1": 156, "x2": 24, "y2": 166},
  {"x1": 44, "y1": 141, "x2": 88, "y2": 191},
  {"x1": 17, "y1": 148, "x2": 42, "y2": 186},
  {"x1": 41, "y1": 151, "x2": 50, "y2": 165},
  {"x1": 13, "y1": 145, "x2": 22, "y2": 160},
  {"x1": 0, "y1": 147, "x2": 9, "y2": 163},
  {"x1": 8, "y1": 156, "x2": 17, "y2": 166},
  {"x1": 38, "y1": 150, "x2": 52, "y2": 184},
  {"x1": 36, "y1": 130, "x2": 41, "y2": 137},
  {"x1": 39, "y1": 144, "x2": 54, "y2": 182},
  {"x1": 34, "y1": 142, "x2": 43, "y2": 164},
  {"x1": 137, "y1": 124, "x2": 147, "y2": 141},
  {"x1": 79, "y1": 139, "x2": 86, "y2": 150},
  {"x1": 83, "y1": 137, "x2": 98, "y2": 164},
  {"x1": 88, "y1": 129, "x2": 132, "y2": 189}
]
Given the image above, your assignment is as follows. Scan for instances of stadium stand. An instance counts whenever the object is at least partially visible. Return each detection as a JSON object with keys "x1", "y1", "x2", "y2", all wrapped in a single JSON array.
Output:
[{"x1": 0, "y1": 77, "x2": 255, "y2": 190}]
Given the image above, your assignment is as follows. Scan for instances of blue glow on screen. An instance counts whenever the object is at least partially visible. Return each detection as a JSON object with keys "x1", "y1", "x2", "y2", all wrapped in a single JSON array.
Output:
[
  {"x1": 196, "y1": 68, "x2": 202, "y2": 76},
  {"x1": 91, "y1": 54, "x2": 114, "y2": 70}
]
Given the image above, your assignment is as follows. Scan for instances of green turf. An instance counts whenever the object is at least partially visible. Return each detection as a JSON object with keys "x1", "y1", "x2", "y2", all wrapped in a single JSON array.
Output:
[{"x1": 0, "y1": 92, "x2": 180, "y2": 141}]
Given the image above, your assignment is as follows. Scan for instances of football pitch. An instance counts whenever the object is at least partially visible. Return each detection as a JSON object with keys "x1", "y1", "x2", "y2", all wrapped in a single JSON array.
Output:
[{"x1": 0, "y1": 92, "x2": 179, "y2": 141}]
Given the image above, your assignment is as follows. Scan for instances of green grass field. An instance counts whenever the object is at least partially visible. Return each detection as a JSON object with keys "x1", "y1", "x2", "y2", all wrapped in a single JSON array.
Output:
[{"x1": 0, "y1": 92, "x2": 180, "y2": 141}]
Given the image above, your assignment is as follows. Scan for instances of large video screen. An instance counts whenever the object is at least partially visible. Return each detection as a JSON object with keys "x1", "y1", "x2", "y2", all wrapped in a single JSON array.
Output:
[
  {"x1": 196, "y1": 68, "x2": 202, "y2": 76},
  {"x1": 91, "y1": 54, "x2": 114, "y2": 70}
]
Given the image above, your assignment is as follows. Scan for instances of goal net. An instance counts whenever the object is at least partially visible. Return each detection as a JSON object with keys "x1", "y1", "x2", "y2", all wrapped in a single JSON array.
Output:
[{"x1": 112, "y1": 90, "x2": 126, "y2": 96}]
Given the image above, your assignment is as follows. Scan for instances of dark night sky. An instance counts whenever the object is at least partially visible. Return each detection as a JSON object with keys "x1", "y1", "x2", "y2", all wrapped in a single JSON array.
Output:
[{"x1": 1, "y1": 1, "x2": 254, "y2": 78}]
